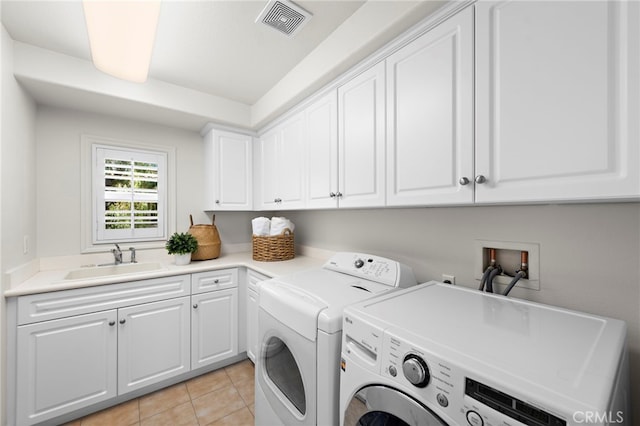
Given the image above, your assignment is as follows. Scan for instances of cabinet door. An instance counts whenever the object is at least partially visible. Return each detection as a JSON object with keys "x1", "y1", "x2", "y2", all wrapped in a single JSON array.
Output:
[
  {"x1": 16, "y1": 310, "x2": 117, "y2": 426},
  {"x1": 475, "y1": 0, "x2": 640, "y2": 203},
  {"x1": 386, "y1": 7, "x2": 474, "y2": 206},
  {"x1": 118, "y1": 297, "x2": 190, "y2": 394},
  {"x1": 191, "y1": 288, "x2": 238, "y2": 369},
  {"x1": 246, "y1": 269, "x2": 270, "y2": 363},
  {"x1": 246, "y1": 289, "x2": 259, "y2": 363},
  {"x1": 257, "y1": 114, "x2": 306, "y2": 210},
  {"x1": 338, "y1": 62, "x2": 386, "y2": 208},
  {"x1": 257, "y1": 129, "x2": 280, "y2": 209},
  {"x1": 203, "y1": 129, "x2": 253, "y2": 211},
  {"x1": 278, "y1": 112, "x2": 306, "y2": 209},
  {"x1": 305, "y1": 92, "x2": 339, "y2": 209}
]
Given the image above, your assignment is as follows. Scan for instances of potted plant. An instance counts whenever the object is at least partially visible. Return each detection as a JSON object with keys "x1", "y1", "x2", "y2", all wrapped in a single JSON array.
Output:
[{"x1": 166, "y1": 232, "x2": 198, "y2": 265}]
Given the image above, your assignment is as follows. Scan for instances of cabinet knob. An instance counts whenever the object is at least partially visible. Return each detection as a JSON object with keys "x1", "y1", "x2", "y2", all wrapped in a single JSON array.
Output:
[
  {"x1": 336, "y1": 192, "x2": 343, "y2": 198},
  {"x1": 119, "y1": 319, "x2": 126, "y2": 324},
  {"x1": 329, "y1": 192, "x2": 336, "y2": 198},
  {"x1": 274, "y1": 198, "x2": 282, "y2": 203},
  {"x1": 214, "y1": 279, "x2": 219, "y2": 283},
  {"x1": 459, "y1": 177, "x2": 470, "y2": 186},
  {"x1": 215, "y1": 200, "x2": 220, "y2": 204},
  {"x1": 193, "y1": 304, "x2": 198, "y2": 309},
  {"x1": 109, "y1": 321, "x2": 116, "y2": 326},
  {"x1": 475, "y1": 175, "x2": 487, "y2": 184}
]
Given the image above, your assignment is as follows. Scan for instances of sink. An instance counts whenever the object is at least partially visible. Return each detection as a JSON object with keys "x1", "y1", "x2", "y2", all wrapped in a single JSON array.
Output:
[{"x1": 64, "y1": 262, "x2": 164, "y2": 280}]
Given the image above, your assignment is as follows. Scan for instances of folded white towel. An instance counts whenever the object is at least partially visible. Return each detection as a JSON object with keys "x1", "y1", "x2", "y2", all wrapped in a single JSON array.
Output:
[
  {"x1": 251, "y1": 217, "x2": 271, "y2": 236},
  {"x1": 270, "y1": 216, "x2": 295, "y2": 236}
]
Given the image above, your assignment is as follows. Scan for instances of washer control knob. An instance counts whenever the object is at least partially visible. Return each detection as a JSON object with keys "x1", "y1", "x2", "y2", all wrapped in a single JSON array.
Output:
[
  {"x1": 354, "y1": 258, "x2": 365, "y2": 268},
  {"x1": 402, "y1": 354, "x2": 430, "y2": 387}
]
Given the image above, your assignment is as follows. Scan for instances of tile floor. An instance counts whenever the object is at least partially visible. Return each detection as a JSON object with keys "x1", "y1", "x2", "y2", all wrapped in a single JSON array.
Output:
[{"x1": 64, "y1": 359, "x2": 255, "y2": 426}]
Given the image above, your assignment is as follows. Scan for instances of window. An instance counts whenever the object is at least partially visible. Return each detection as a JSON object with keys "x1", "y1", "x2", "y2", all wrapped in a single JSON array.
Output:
[
  {"x1": 92, "y1": 144, "x2": 167, "y2": 244},
  {"x1": 81, "y1": 135, "x2": 175, "y2": 252}
]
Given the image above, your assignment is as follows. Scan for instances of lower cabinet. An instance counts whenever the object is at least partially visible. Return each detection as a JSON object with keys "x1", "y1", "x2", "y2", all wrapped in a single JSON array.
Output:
[
  {"x1": 246, "y1": 269, "x2": 271, "y2": 363},
  {"x1": 118, "y1": 296, "x2": 191, "y2": 394},
  {"x1": 191, "y1": 268, "x2": 239, "y2": 369},
  {"x1": 15, "y1": 295, "x2": 193, "y2": 425},
  {"x1": 16, "y1": 310, "x2": 118, "y2": 426},
  {"x1": 11, "y1": 271, "x2": 242, "y2": 426},
  {"x1": 191, "y1": 288, "x2": 238, "y2": 369}
]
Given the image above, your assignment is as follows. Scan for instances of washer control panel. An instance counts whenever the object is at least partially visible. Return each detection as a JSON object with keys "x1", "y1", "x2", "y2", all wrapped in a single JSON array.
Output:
[
  {"x1": 379, "y1": 329, "x2": 462, "y2": 421},
  {"x1": 377, "y1": 330, "x2": 548, "y2": 426},
  {"x1": 324, "y1": 252, "x2": 400, "y2": 286}
]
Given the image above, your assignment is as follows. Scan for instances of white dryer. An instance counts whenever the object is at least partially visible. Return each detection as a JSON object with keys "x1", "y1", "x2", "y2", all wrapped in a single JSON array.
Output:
[
  {"x1": 340, "y1": 282, "x2": 630, "y2": 426},
  {"x1": 255, "y1": 252, "x2": 416, "y2": 426}
]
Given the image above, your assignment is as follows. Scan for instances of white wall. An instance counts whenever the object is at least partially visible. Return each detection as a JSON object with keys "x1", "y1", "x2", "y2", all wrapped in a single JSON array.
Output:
[
  {"x1": 35, "y1": 106, "x2": 256, "y2": 258},
  {"x1": 1, "y1": 23, "x2": 38, "y2": 426},
  {"x1": 285, "y1": 204, "x2": 640, "y2": 420}
]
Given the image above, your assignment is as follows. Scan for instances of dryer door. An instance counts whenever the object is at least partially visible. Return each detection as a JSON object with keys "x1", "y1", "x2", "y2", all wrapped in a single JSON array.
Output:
[
  {"x1": 256, "y1": 307, "x2": 317, "y2": 425},
  {"x1": 344, "y1": 385, "x2": 448, "y2": 426}
]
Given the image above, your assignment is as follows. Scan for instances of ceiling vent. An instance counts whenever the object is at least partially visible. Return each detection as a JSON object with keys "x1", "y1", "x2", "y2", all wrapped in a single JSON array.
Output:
[{"x1": 255, "y1": 0, "x2": 312, "y2": 37}]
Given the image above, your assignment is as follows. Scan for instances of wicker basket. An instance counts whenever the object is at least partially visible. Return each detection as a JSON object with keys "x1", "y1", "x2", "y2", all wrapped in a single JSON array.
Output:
[
  {"x1": 252, "y1": 228, "x2": 294, "y2": 261},
  {"x1": 188, "y1": 215, "x2": 221, "y2": 260}
]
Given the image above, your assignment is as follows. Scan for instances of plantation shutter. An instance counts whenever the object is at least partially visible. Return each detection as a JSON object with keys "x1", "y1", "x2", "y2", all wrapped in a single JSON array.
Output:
[{"x1": 94, "y1": 145, "x2": 167, "y2": 243}]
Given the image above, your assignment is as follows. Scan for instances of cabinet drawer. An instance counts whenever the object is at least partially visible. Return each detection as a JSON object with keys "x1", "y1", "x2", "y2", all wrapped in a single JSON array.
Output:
[
  {"x1": 17, "y1": 275, "x2": 190, "y2": 325},
  {"x1": 247, "y1": 269, "x2": 271, "y2": 293},
  {"x1": 192, "y1": 268, "x2": 238, "y2": 294}
]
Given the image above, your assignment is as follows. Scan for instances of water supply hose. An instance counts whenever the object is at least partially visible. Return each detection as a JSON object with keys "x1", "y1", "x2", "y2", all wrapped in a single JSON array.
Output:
[
  {"x1": 486, "y1": 266, "x2": 503, "y2": 293},
  {"x1": 479, "y1": 248, "x2": 498, "y2": 291},
  {"x1": 503, "y1": 270, "x2": 527, "y2": 296}
]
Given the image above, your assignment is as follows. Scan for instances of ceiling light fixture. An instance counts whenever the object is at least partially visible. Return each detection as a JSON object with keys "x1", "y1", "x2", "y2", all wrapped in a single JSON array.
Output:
[{"x1": 82, "y1": 0, "x2": 161, "y2": 83}]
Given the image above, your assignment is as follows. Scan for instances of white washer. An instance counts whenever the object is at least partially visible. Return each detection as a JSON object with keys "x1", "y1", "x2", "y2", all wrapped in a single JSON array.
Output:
[
  {"x1": 340, "y1": 282, "x2": 630, "y2": 426},
  {"x1": 255, "y1": 252, "x2": 416, "y2": 426}
]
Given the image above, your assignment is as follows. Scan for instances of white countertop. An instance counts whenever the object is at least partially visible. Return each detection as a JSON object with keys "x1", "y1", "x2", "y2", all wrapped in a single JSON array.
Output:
[{"x1": 4, "y1": 252, "x2": 328, "y2": 297}]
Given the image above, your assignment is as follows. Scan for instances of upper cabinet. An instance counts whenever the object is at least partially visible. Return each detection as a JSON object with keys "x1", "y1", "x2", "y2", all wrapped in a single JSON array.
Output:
[
  {"x1": 203, "y1": 129, "x2": 253, "y2": 211},
  {"x1": 305, "y1": 92, "x2": 339, "y2": 209},
  {"x1": 256, "y1": 112, "x2": 306, "y2": 210},
  {"x1": 475, "y1": 0, "x2": 640, "y2": 203},
  {"x1": 386, "y1": 7, "x2": 474, "y2": 206},
  {"x1": 247, "y1": 0, "x2": 639, "y2": 210},
  {"x1": 303, "y1": 66, "x2": 386, "y2": 210},
  {"x1": 337, "y1": 62, "x2": 387, "y2": 208}
]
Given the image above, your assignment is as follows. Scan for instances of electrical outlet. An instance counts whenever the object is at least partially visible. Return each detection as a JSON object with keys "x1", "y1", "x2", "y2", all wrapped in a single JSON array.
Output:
[{"x1": 442, "y1": 274, "x2": 455, "y2": 285}]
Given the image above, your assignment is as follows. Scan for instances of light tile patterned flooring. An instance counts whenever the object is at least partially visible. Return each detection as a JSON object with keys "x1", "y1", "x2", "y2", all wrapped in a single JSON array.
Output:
[{"x1": 64, "y1": 359, "x2": 255, "y2": 426}]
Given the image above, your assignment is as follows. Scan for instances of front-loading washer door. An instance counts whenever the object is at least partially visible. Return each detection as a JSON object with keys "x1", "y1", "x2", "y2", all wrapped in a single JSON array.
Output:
[
  {"x1": 257, "y1": 307, "x2": 317, "y2": 425},
  {"x1": 344, "y1": 385, "x2": 448, "y2": 426}
]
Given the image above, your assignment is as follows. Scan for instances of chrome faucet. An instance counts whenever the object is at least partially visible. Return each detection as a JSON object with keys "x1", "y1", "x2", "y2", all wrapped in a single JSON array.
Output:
[
  {"x1": 112, "y1": 244, "x2": 123, "y2": 265},
  {"x1": 129, "y1": 247, "x2": 137, "y2": 263}
]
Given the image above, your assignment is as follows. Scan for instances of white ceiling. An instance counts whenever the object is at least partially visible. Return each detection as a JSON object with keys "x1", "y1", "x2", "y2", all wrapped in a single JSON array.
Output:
[
  {"x1": 2, "y1": 0, "x2": 365, "y2": 104},
  {"x1": 1, "y1": 0, "x2": 446, "y2": 131}
]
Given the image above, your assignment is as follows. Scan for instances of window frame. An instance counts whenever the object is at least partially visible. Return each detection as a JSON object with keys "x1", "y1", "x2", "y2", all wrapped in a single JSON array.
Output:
[{"x1": 81, "y1": 135, "x2": 176, "y2": 253}]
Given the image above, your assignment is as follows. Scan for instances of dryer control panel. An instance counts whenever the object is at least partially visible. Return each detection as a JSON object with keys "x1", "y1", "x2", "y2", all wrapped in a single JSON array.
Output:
[{"x1": 323, "y1": 252, "x2": 416, "y2": 288}]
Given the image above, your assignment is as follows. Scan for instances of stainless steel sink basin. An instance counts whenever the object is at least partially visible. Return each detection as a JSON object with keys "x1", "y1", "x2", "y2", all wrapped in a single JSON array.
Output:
[{"x1": 64, "y1": 262, "x2": 164, "y2": 280}]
